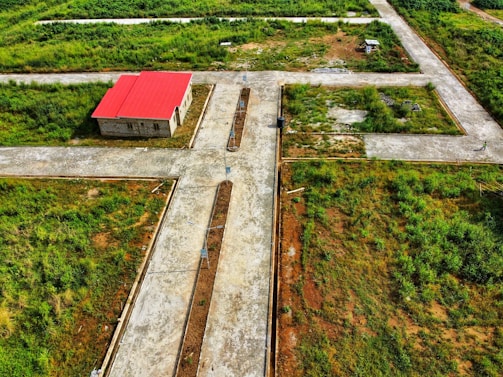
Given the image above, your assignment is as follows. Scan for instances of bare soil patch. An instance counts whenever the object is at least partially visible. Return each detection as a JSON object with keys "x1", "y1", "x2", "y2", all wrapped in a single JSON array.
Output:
[
  {"x1": 282, "y1": 133, "x2": 365, "y2": 158},
  {"x1": 311, "y1": 32, "x2": 364, "y2": 63},
  {"x1": 277, "y1": 186, "x2": 305, "y2": 376},
  {"x1": 230, "y1": 30, "x2": 365, "y2": 72}
]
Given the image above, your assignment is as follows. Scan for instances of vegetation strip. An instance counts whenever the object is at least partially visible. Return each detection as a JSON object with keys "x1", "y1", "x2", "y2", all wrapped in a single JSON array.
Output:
[
  {"x1": 189, "y1": 84, "x2": 215, "y2": 148},
  {"x1": 33, "y1": 1, "x2": 378, "y2": 19},
  {"x1": 227, "y1": 87, "x2": 250, "y2": 151},
  {"x1": 176, "y1": 180, "x2": 233, "y2": 377}
]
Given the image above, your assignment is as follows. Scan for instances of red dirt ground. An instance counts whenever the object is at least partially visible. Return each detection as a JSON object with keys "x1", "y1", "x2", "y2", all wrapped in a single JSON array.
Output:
[{"x1": 277, "y1": 166, "x2": 306, "y2": 376}]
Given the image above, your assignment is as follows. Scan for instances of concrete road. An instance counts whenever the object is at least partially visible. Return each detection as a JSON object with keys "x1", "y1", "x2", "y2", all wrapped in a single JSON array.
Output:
[{"x1": 1, "y1": 1, "x2": 503, "y2": 376}]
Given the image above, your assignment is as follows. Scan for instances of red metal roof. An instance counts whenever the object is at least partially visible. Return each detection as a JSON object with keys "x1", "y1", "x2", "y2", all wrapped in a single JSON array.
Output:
[{"x1": 92, "y1": 71, "x2": 192, "y2": 120}]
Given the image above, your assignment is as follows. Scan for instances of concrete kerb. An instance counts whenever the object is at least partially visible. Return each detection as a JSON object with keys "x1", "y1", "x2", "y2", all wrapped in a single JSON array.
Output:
[
  {"x1": 101, "y1": 178, "x2": 178, "y2": 377},
  {"x1": 0, "y1": 174, "x2": 178, "y2": 180},
  {"x1": 283, "y1": 156, "x2": 502, "y2": 166},
  {"x1": 267, "y1": 83, "x2": 283, "y2": 377},
  {"x1": 282, "y1": 157, "x2": 369, "y2": 163},
  {"x1": 189, "y1": 84, "x2": 216, "y2": 149}
]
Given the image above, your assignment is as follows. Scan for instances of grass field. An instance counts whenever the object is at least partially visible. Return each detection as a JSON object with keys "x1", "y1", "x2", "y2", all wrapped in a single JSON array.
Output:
[
  {"x1": 0, "y1": 17, "x2": 416, "y2": 73},
  {"x1": 485, "y1": 9, "x2": 503, "y2": 19},
  {"x1": 279, "y1": 161, "x2": 503, "y2": 377},
  {"x1": 0, "y1": 81, "x2": 211, "y2": 147},
  {"x1": 389, "y1": 1, "x2": 503, "y2": 126},
  {"x1": 0, "y1": 178, "x2": 172, "y2": 376},
  {"x1": 5, "y1": 0, "x2": 377, "y2": 19}
]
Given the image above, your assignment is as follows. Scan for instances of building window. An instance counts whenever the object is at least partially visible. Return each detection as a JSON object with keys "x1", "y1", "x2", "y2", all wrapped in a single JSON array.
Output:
[
  {"x1": 127, "y1": 122, "x2": 133, "y2": 129},
  {"x1": 153, "y1": 123, "x2": 160, "y2": 131}
]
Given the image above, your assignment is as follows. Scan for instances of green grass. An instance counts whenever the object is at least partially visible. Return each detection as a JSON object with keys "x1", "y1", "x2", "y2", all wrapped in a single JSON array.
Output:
[
  {"x1": 485, "y1": 9, "x2": 503, "y2": 18},
  {"x1": 0, "y1": 17, "x2": 416, "y2": 73},
  {"x1": 8, "y1": 0, "x2": 378, "y2": 19},
  {"x1": 280, "y1": 161, "x2": 503, "y2": 376},
  {"x1": 0, "y1": 81, "x2": 210, "y2": 147},
  {"x1": 388, "y1": 1, "x2": 503, "y2": 126},
  {"x1": 0, "y1": 178, "x2": 172, "y2": 376},
  {"x1": 284, "y1": 84, "x2": 459, "y2": 134},
  {"x1": 0, "y1": 81, "x2": 109, "y2": 145}
]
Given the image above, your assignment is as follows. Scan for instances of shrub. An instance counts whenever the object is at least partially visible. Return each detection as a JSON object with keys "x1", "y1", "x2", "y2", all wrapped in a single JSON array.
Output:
[{"x1": 473, "y1": 0, "x2": 503, "y2": 9}]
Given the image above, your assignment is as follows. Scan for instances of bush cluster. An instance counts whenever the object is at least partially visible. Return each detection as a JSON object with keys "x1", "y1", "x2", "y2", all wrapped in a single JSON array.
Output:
[{"x1": 473, "y1": 0, "x2": 503, "y2": 9}]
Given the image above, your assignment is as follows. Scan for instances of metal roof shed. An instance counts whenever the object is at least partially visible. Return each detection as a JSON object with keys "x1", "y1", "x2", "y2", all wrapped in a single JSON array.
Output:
[{"x1": 92, "y1": 71, "x2": 193, "y2": 138}]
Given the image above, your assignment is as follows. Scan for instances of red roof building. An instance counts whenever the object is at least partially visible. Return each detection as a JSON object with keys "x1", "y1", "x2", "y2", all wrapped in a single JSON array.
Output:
[{"x1": 92, "y1": 71, "x2": 193, "y2": 138}]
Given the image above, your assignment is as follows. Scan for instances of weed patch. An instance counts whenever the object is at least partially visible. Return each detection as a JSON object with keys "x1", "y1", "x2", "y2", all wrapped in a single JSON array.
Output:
[
  {"x1": 0, "y1": 178, "x2": 172, "y2": 376},
  {"x1": 279, "y1": 161, "x2": 503, "y2": 376},
  {"x1": 0, "y1": 18, "x2": 415, "y2": 73},
  {"x1": 283, "y1": 84, "x2": 459, "y2": 135},
  {"x1": 0, "y1": 81, "x2": 211, "y2": 147}
]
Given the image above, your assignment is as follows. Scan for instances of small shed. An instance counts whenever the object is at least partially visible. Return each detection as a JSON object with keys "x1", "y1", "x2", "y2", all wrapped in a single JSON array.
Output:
[
  {"x1": 92, "y1": 71, "x2": 193, "y2": 138},
  {"x1": 362, "y1": 39, "x2": 380, "y2": 54}
]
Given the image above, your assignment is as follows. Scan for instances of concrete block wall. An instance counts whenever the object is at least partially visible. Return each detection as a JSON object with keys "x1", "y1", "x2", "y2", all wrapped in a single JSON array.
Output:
[{"x1": 98, "y1": 118, "x2": 171, "y2": 138}]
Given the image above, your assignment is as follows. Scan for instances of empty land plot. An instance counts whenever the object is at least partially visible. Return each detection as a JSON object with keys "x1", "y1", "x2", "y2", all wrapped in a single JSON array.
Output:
[
  {"x1": 278, "y1": 161, "x2": 503, "y2": 377},
  {"x1": 0, "y1": 19, "x2": 417, "y2": 73},
  {"x1": 282, "y1": 83, "x2": 459, "y2": 157},
  {"x1": 34, "y1": 0, "x2": 378, "y2": 19},
  {"x1": 283, "y1": 84, "x2": 459, "y2": 134},
  {"x1": 0, "y1": 81, "x2": 211, "y2": 148},
  {"x1": 0, "y1": 178, "x2": 172, "y2": 377}
]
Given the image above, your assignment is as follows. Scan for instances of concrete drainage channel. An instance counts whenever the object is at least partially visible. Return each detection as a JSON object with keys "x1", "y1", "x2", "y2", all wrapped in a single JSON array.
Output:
[
  {"x1": 174, "y1": 180, "x2": 233, "y2": 377},
  {"x1": 227, "y1": 87, "x2": 251, "y2": 152}
]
